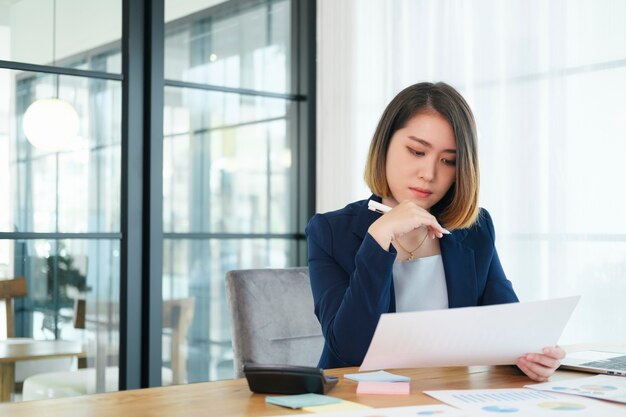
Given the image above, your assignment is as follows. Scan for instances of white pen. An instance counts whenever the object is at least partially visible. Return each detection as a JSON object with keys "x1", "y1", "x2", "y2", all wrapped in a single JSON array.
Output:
[
  {"x1": 367, "y1": 200, "x2": 391, "y2": 214},
  {"x1": 367, "y1": 200, "x2": 451, "y2": 235}
]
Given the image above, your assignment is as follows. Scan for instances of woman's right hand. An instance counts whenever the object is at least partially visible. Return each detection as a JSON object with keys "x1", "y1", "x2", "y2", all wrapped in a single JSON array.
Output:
[{"x1": 367, "y1": 200, "x2": 449, "y2": 251}]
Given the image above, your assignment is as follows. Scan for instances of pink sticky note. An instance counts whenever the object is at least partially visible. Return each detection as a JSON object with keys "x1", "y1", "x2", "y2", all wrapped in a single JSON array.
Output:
[{"x1": 356, "y1": 381, "x2": 410, "y2": 395}]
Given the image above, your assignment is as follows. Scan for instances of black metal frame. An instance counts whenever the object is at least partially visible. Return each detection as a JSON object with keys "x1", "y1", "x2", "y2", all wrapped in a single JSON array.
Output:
[
  {"x1": 120, "y1": 0, "x2": 164, "y2": 389},
  {"x1": 296, "y1": 0, "x2": 316, "y2": 265},
  {"x1": 164, "y1": 79, "x2": 305, "y2": 100},
  {"x1": 0, "y1": 60, "x2": 123, "y2": 81},
  {"x1": 120, "y1": 0, "x2": 143, "y2": 390}
]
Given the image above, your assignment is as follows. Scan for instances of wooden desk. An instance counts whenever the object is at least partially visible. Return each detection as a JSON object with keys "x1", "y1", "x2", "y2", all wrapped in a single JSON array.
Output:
[
  {"x1": 1, "y1": 365, "x2": 624, "y2": 416},
  {"x1": 0, "y1": 339, "x2": 84, "y2": 402}
]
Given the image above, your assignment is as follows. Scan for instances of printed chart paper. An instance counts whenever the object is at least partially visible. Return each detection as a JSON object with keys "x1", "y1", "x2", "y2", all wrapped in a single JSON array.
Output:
[
  {"x1": 360, "y1": 296, "x2": 579, "y2": 371},
  {"x1": 526, "y1": 374, "x2": 626, "y2": 404},
  {"x1": 425, "y1": 388, "x2": 623, "y2": 416}
]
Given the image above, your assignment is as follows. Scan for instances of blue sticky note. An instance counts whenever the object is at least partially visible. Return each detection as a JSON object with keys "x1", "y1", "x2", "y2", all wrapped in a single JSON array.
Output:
[
  {"x1": 344, "y1": 370, "x2": 410, "y2": 383},
  {"x1": 265, "y1": 393, "x2": 342, "y2": 409}
]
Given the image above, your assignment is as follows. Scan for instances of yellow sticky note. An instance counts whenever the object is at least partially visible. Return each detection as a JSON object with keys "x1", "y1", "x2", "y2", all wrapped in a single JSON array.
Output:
[{"x1": 303, "y1": 400, "x2": 372, "y2": 413}]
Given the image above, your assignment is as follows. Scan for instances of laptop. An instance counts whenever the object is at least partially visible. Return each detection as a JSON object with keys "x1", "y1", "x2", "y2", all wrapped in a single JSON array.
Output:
[{"x1": 560, "y1": 350, "x2": 626, "y2": 376}]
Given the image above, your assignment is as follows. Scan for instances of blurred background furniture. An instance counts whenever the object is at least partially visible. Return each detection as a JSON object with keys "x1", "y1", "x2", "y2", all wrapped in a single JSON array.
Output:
[
  {"x1": 21, "y1": 297, "x2": 195, "y2": 400},
  {"x1": 0, "y1": 339, "x2": 83, "y2": 401},
  {"x1": 162, "y1": 298, "x2": 196, "y2": 384},
  {"x1": 0, "y1": 277, "x2": 84, "y2": 402},
  {"x1": 225, "y1": 268, "x2": 323, "y2": 378},
  {"x1": 1, "y1": 277, "x2": 27, "y2": 339}
]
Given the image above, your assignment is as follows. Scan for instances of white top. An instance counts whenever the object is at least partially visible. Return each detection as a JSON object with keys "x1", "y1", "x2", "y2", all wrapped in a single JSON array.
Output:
[{"x1": 393, "y1": 254, "x2": 449, "y2": 312}]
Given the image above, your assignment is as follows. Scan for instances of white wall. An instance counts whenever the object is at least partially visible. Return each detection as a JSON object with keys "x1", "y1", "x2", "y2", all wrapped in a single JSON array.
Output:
[{"x1": 317, "y1": 0, "x2": 387, "y2": 212}]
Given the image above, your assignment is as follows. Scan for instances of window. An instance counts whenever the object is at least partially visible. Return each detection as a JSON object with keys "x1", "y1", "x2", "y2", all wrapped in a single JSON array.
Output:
[
  {"x1": 0, "y1": 0, "x2": 123, "y2": 399},
  {"x1": 0, "y1": 0, "x2": 314, "y2": 400},
  {"x1": 162, "y1": 0, "x2": 311, "y2": 381}
]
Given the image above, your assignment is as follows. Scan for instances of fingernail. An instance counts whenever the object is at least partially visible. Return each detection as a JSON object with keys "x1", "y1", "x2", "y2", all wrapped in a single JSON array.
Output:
[
  {"x1": 441, "y1": 228, "x2": 451, "y2": 234},
  {"x1": 431, "y1": 234, "x2": 435, "y2": 239},
  {"x1": 437, "y1": 232, "x2": 443, "y2": 238}
]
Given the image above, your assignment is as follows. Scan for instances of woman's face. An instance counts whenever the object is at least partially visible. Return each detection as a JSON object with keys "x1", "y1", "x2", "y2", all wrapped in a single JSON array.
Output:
[{"x1": 383, "y1": 111, "x2": 457, "y2": 211}]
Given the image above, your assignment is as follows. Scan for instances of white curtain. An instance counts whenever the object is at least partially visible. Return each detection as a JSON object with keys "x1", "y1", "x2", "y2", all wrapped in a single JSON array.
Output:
[{"x1": 317, "y1": 0, "x2": 626, "y2": 344}]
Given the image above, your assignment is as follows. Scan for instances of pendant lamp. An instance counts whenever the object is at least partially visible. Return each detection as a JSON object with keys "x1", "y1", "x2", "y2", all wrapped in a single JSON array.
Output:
[
  {"x1": 23, "y1": 98, "x2": 80, "y2": 151},
  {"x1": 22, "y1": 0, "x2": 80, "y2": 151}
]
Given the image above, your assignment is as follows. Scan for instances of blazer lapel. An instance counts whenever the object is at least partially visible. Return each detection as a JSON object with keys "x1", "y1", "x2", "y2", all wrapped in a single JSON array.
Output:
[
  {"x1": 350, "y1": 195, "x2": 397, "y2": 312},
  {"x1": 440, "y1": 229, "x2": 477, "y2": 308},
  {"x1": 351, "y1": 195, "x2": 383, "y2": 240}
]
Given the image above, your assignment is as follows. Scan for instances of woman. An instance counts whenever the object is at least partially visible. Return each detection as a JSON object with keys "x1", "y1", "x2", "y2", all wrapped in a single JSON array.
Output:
[{"x1": 306, "y1": 82, "x2": 563, "y2": 382}]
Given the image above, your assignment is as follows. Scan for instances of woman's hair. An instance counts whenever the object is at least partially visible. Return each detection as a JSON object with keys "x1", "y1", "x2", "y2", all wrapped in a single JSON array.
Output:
[{"x1": 364, "y1": 82, "x2": 480, "y2": 229}]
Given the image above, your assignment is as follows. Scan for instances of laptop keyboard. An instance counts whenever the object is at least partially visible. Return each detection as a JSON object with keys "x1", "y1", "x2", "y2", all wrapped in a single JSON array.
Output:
[{"x1": 582, "y1": 355, "x2": 626, "y2": 370}]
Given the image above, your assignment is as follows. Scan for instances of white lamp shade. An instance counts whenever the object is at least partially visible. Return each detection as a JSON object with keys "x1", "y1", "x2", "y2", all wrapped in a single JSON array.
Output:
[{"x1": 22, "y1": 98, "x2": 80, "y2": 151}]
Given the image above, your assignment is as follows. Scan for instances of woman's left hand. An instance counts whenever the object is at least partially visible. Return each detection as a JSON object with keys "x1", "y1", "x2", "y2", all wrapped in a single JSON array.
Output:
[{"x1": 516, "y1": 346, "x2": 566, "y2": 382}]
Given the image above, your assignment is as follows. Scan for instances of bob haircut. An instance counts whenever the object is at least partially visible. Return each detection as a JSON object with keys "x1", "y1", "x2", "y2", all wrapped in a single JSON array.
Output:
[{"x1": 364, "y1": 82, "x2": 480, "y2": 229}]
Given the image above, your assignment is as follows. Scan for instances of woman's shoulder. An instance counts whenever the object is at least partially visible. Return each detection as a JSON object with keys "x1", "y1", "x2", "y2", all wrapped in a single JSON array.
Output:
[
  {"x1": 463, "y1": 207, "x2": 497, "y2": 243},
  {"x1": 305, "y1": 198, "x2": 370, "y2": 236},
  {"x1": 322, "y1": 198, "x2": 369, "y2": 218},
  {"x1": 309, "y1": 198, "x2": 369, "y2": 223},
  {"x1": 476, "y1": 207, "x2": 494, "y2": 226}
]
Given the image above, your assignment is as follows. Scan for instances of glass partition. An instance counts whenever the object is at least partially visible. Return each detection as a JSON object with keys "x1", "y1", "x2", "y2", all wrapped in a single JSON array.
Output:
[
  {"x1": 0, "y1": 0, "x2": 123, "y2": 401},
  {"x1": 165, "y1": 0, "x2": 291, "y2": 94},
  {"x1": 0, "y1": 0, "x2": 121, "y2": 73},
  {"x1": 0, "y1": 0, "x2": 311, "y2": 401}
]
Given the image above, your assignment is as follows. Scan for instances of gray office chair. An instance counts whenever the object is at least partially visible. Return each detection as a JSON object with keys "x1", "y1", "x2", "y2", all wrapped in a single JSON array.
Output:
[{"x1": 225, "y1": 267, "x2": 324, "y2": 378}]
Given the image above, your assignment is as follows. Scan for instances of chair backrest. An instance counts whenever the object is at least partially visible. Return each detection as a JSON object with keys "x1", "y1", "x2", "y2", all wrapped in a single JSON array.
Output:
[
  {"x1": 225, "y1": 267, "x2": 323, "y2": 378},
  {"x1": 163, "y1": 297, "x2": 195, "y2": 384},
  {"x1": 0, "y1": 277, "x2": 27, "y2": 338}
]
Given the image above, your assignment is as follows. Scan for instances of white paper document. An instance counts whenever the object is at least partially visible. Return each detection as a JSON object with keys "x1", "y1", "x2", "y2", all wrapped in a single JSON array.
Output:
[
  {"x1": 526, "y1": 374, "x2": 626, "y2": 404},
  {"x1": 360, "y1": 296, "x2": 580, "y2": 371},
  {"x1": 425, "y1": 388, "x2": 622, "y2": 416}
]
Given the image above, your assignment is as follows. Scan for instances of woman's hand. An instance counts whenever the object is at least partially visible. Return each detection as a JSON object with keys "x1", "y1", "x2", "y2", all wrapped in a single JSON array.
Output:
[
  {"x1": 516, "y1": 346, "x2": 566, "y2": 382},
  {"x1": 367, "y1": 200, "x2": 449, "y2": 251}
]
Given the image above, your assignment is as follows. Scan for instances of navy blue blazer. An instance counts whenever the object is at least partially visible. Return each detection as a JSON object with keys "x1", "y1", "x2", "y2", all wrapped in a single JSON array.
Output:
[{"x1": 305, "y1": 196, "x2": 519, "y2": 369}]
